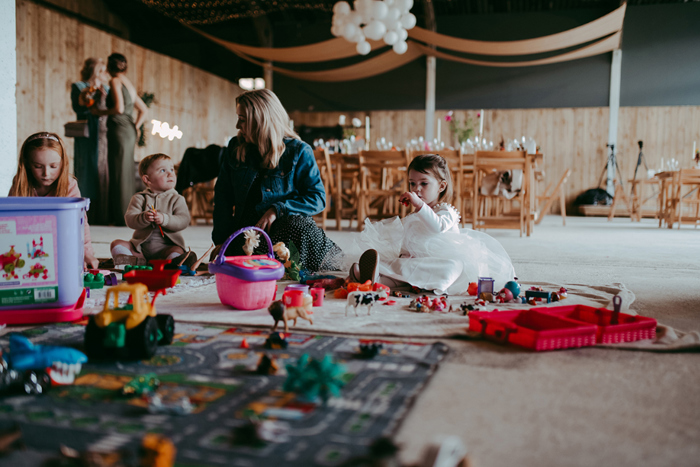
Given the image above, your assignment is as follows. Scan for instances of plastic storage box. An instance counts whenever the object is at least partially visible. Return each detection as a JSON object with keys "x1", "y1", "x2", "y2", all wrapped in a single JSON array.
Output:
[
  {"x1": 469, "y1": 309, "x2": 598, "y2": 351},
  {"x1": 208, "y1": 227, "x2": 284, "y2": 310},
  {"x1": 531, "y1": 303, "x2": 657, "y2": 344},
  {"x1": 0, "y1": 197, "x2": 88, "y2": 324}
]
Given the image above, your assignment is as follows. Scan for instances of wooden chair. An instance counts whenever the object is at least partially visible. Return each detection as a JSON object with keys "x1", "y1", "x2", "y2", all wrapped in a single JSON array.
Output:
[
  {"x1": 184, "y1": 179, "x2": 216, "y2": 225},
  {"x1": 535, "y1": 169, "x2": 571, "y2": 226},
  {"x1": 668, "y1": 168, "x2": 700, "y2": 229},
  {"x1": 472, "y1": 151, "x2": 530, "y2": 237},
  {"x1": 331, "y1": 153, "x2": 361, "y2": 230},
  {"x1": 358, "y1": 149, "x2": 410, "y2": 231},
  {"x1": 313, "y1": 148, "x2": 334, "y2": 230},
  {"x1": 410, "y1": 149, "x2": 471, "y2": 224}
]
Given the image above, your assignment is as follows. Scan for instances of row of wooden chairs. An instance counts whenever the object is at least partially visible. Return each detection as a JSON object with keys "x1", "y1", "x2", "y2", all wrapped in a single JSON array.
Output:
[{"x1": 313, "y1": 148, "x2": 570, "y2": 236}]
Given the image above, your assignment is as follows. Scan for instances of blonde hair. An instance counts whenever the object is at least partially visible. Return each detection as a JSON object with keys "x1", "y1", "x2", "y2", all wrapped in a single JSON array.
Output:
[
  {"x1": 235, "y1": 89, "x2": 299, "y2": 169},
  {"x1": 80, "y1": 57, "x2": 104, "y2": 82},
  {"x1": 9, "y1": 132, "x2": 71, "y2": 197},
  {"x1": 407, "y1": 154, "x2": 453, "y2": 204}
]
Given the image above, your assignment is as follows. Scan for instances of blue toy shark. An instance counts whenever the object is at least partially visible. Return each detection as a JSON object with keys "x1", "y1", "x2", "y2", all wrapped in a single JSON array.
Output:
[{"x1": 6, "y1": 334, "x2": 87, "y2": 386}]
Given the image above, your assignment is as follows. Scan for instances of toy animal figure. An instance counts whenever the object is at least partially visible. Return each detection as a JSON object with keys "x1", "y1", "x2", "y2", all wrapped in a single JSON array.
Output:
[
  {"x1": 273, "y1": 242, "x2": 290, "y2": 263},
  {"x1": 268, "y1": 300, "x2": 313, "y2": 333},
  {"x1": 242, "y1": 230, "x2": 260, "y2": 256},
  {"x1": 345, "y1": 290, "x2": 388, "y2": 316}
]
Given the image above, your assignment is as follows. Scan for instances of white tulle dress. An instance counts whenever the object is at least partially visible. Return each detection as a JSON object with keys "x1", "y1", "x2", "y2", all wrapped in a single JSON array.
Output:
[{"x1": 357, "y1": 203, "x2": 516, "y2": 295}]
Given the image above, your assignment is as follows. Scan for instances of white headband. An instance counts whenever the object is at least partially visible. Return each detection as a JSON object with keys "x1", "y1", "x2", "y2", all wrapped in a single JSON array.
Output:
[{"x1": 27, "y1": 133, "x2": 59, "y2": 144}]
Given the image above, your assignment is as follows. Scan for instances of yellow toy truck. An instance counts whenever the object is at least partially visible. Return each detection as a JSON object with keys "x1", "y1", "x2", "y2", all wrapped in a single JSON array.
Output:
[{"x1": 84, "y1": 283, "x2": 174, "y2": 360}]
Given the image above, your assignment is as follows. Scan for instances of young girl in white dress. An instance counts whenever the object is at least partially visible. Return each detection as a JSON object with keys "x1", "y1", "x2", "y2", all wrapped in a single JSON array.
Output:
[{"x1": 355, "y1": 154, "x2": 516, "y2": 295}]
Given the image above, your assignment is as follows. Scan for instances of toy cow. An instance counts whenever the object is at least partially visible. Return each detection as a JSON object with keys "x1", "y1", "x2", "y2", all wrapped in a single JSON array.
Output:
[
  {"x1": 268, "y1": 300, "x2": 313, "y2": 333},
  {"x1": 345, "y1": 290, "x2": 388, "y2": 316}
]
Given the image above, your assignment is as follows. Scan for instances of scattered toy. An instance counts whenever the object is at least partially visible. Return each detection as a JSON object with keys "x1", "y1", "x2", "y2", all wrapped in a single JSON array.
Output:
[
  {"x1": 234, "y1": 419, "x2": 290, "y2": 446},
  {"x1": 383, "y1": 300, "x2": 397, "y2": 306},
  {"x1": 310, "y1": 287, "x2": 325, "y2": 306},
  {"x1": 147, "y1": 394, "x2": 194, "y2": 415},
  {"x1": 256, "y1": 354, "x2": 279, "y2": 375},
  {"x1": 121, "y1": 373, "x2": 160, "y2": 396},
  {"x1": 525, "y1": 290, "x2": 552, "y2": 303},
  {"x1": 269, "y1": 296, "x2": 313, "y2": 333},
  {"x1": 283, "y1": 354, "x2": 346, "y2": 404},
  {"x1": 467, "y1": 282, "x2": 478, "y2": 296},
  {"x1": 0, "y1": 334, "x2": 87, "y2": 394},
  {"x1": 84, "y1": 283, "x2": 175, "y2": 360},
  {"x1": 305, "y1": 277, "x2": 345, "y2": 291},
  {"x1": 477, "y1": 277, "x2": 495, "y2": 296},
  {"x1": 504, "y1": 280, "x2": 521, "y2": 298},
  {"x1": 264, "y1": 332, "x2": 288, "y2": 349},
  {"x1": 345, "y1": 290, "x2": 388, "y2": 316},
  {"x1": 358, "y1": 343, "x2": 383, "y2": 359},
  {"x1": 240, "y1": 338, "x2": 249, "y2": 349},
  {"x1": 83, "y1": 272, "x2": 104, "y2": 289},
  {"x1": 141, "y1": 433, "x2": 176, "y2": 467}
]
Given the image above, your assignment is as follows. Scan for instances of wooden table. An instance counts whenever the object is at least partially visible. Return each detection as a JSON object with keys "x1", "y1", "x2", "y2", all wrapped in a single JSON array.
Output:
[
  {"x1": 654, "y1": 171, "x2": 678, "y2": 227},
  {"x1": 628, "y1": 177, "x2": 661, "y2": 222}
]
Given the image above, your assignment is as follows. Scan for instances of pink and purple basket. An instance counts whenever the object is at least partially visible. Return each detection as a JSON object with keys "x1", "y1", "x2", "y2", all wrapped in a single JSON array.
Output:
[{"x1": 208, "y1": 227, "x2": 284, "y2": 310}]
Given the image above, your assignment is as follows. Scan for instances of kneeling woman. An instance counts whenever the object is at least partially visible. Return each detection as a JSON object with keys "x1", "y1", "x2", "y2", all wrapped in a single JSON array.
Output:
[{"x1": 212, "y1": 89, "x2": 343, "y2": 271}]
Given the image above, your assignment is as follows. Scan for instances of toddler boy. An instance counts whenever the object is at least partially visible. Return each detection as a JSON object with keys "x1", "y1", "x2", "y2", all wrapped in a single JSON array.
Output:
[{"x1": 110, "y1": 153, "x2": 193, "y2": 266}]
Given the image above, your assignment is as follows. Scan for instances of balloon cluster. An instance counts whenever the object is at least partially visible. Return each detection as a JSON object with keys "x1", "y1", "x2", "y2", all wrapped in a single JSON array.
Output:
[{"x1": 331, "y1": 0, "x2": 416, "y2": 55}]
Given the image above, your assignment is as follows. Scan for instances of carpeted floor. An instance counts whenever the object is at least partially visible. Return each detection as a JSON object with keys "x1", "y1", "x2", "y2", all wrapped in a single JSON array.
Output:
[{"x1": 86, "y1": 215, "x2": 700, "y2": 467}]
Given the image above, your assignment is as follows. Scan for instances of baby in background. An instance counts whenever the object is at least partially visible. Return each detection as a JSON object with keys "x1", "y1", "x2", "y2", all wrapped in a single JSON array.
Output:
[{"x1": 110, "y1": 153, "x2": 194, "y2": 266}]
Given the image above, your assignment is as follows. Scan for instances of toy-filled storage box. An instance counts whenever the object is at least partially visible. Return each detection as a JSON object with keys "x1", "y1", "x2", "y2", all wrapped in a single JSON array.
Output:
[
  {"x1": 530, "y1": 304, "x2": 657, "y2": 344},
  {"x1": 469, "y1": 309, "x2": 598, "y2": 351},
  {"x1": 0, "y1": 197, "x2": 88, "y2": 323}
]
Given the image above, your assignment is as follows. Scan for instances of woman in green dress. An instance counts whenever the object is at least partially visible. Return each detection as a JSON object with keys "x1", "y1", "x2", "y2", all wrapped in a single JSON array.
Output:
[
  {"x1": 91, "y1": 53, "x2": 148, "y2": 226},
  {"x1": 71, "y1": 57, "x2": 110, "y2": 224}
]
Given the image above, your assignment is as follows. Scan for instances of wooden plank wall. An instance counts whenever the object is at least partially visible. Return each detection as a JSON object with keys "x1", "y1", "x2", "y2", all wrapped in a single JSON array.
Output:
[
  {"x1": 15, "y1": 0, "x2": 241, "y2": 173},
  {"x1": 290, "y1": 106, "x2": 700, "y2": 212}
]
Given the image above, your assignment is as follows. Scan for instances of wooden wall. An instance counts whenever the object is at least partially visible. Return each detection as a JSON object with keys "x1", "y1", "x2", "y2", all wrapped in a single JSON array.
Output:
[
  {"x1": 290, "y1": 106, "x2": 700, "y2": 212},
  {"x1": 16, "y1": 0, "x2": 241, "y2": 172}
]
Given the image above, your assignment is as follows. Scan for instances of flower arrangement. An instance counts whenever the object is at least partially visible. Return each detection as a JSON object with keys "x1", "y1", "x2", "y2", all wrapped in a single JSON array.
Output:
[{"x1": 445, "y1": 111, "x2": 475, "y2": 145}]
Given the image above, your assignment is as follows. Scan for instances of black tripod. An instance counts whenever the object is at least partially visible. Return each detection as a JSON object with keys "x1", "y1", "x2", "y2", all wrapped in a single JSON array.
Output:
[
  {"x1": 598, "y1": 143, "x2": 625, "y2": 195},
  {"x1": 633, "y1": 140, "x2": 649, "y2": 182}
]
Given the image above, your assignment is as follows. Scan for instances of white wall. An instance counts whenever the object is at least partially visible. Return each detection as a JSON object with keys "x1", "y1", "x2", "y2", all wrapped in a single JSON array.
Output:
[{"x1": 0, "y1": 1, "x2": 16, "y2": 195}]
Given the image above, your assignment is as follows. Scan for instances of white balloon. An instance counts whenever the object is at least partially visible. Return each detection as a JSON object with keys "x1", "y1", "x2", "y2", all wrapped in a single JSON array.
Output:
[
  {"x1": 333, "y1": 1, "x2": 351, "y2": 15},
  {"x1": 393, "y1": 40, "x2": 408, "y2": 54},
  {"x1": 343, "y1": 23, "x2": 360, "y2": 41},
  {"x1": 383, "y1": 30, "x2": 399, "y2": 45},
  {"x1": 397, "y1": 27, "x2": 408, "y2": 41},
  {"x1": 354, "y1": 0, "x2": 373, "y2": 16},
  {"x1": 395, "y1": 0, "x2": 413, "y2": 13},
  {"x1": 371, "y1": 1, "x2": 389, "y2": 20},
  {"x1": 363, "y1": 20, "x2": 387, "y2": 41},
  {"x1": 356, "y1": 41, "x2": 371, "y2": 55},
  {"x1": 333, "y1": 13, "x2": 348, "y2": 26},
  {"x1": 386, "y1": 6, "x2": 401, "y2": 21},
  {"x1": 351, "y1": 31, "x2": 366, "y2": 43},
  {"x1": 385, "y1": 0, "x2": 395, "y2": 5},
  {"x1": 400, "y1": 13, "x2": 416, "y2": 29},
  {"x1": 348, "y1": 11, "x2": 363, "y2": 26},
  {"x1": 383, "y1": 18, "x2": 400, "y2": 30},
  {"x1": 331, "y1": 24, "x2": 343, "y2": 37}
]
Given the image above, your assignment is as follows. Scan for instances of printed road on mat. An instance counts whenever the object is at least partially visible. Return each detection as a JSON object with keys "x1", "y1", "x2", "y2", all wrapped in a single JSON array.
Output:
[{"x1": 0, "y1": 323, "x2": 447, "y2": 466}]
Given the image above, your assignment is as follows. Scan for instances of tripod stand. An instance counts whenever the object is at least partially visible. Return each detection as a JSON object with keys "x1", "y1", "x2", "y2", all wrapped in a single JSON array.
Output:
[
  {"x1": 633, "y1": 140, "x2": 649, "y2": 182},
  {"x1": 598, "y1": 143, "x2": 625, "y2": 195}
]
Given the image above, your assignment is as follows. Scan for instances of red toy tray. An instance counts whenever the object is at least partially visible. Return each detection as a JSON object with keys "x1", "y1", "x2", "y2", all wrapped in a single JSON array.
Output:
[
  {"x1": 469, "y1": 309, "x2": 598, "y2": 351},
  {"x1": 530, "y1": 304, "x2": 657, "y2": 344},
  {"x1": 123, "y1": 260, "x2": 181, "y2": 291}
]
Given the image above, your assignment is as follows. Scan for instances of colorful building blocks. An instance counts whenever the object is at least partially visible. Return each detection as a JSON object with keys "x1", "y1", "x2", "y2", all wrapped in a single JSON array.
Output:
[
  {"x1": 121, "y1": 373, "x2": 160, "y2": 396},
  {"x1": 83, "y1": 272, "x2": 104, "y2": 289}
]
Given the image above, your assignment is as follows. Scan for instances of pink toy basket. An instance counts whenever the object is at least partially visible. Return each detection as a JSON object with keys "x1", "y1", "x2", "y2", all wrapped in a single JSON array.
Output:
[{"x1": 208, "y1": 227, "x2": 284, "y2": 310}]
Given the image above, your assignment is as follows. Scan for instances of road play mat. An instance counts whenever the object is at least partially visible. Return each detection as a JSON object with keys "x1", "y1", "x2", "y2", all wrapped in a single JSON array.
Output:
[{"x1": 0, "y1": 322, "x2": 447, "y2": 466}]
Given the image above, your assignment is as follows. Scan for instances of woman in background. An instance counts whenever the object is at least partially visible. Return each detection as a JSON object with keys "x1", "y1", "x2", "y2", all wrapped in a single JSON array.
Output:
[
  {"x1": 71, "y1": 57, "x2": 110, "y2": 224},
  {"x1": 91, "y1": 53, "x2": 148, "y2": 226}
]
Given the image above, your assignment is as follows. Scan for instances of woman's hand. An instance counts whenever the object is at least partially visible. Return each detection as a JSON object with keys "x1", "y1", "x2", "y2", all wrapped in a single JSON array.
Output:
[
  {"x1": 84, "y1": 254, "x2": 99, "y2": 270},
  {"x1": 399, "y1": 191, "x2": 424, "y2": 211},
  {"x1": 89, "y1": 106, "x2": 103, "y2": 116},
  {"x1": 256, "y1": 208, "x2": 277, "y2": 232}
]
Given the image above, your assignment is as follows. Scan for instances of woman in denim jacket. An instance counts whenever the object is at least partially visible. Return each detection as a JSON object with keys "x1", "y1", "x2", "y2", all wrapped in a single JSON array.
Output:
[{"x1": 212, "y1": 89, "x2": 344, "y2": 271}]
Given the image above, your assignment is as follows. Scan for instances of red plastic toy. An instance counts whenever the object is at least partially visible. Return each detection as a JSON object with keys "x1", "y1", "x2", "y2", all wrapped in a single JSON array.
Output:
[{"x1": 123, "y1": 260, "x2": 181, "y2": 291}]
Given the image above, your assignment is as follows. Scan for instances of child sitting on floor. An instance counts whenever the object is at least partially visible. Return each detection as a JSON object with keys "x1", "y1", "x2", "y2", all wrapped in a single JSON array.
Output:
[
  {"x1": 110, "y1": 153, "x2": 194, "y2": 266},
  {"x1": 9, "y1": 132, "x2": 99, "y2": 269},
  {"x1": 352, "y1": 154, "x2": 516, "y2": 295}
]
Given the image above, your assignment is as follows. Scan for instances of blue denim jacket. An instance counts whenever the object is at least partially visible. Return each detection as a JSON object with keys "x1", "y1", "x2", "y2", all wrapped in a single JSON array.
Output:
[{"x1": 212, "y1": 137, "x2": 326, "y2": 245}]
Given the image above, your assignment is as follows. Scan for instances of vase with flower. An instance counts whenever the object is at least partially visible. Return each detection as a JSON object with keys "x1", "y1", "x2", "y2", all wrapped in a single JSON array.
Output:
[{"x1": 445, "y1": 111, "x2": 475, "y2": 149}]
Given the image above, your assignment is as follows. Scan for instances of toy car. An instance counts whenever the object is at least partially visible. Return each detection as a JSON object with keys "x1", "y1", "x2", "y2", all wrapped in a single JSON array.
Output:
[
  {"x1": 147, "y1": 394, "x2": 193, "y2": 415},
  {"x1": 0, "y1": 334, "x2": 87, "y2": 395},
  {"x1": 84, "y1": 283, "x2": 175, "y2": 360},
  {"x1": 121, "y1": 373, "x2": 160, "y2": 396}
]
